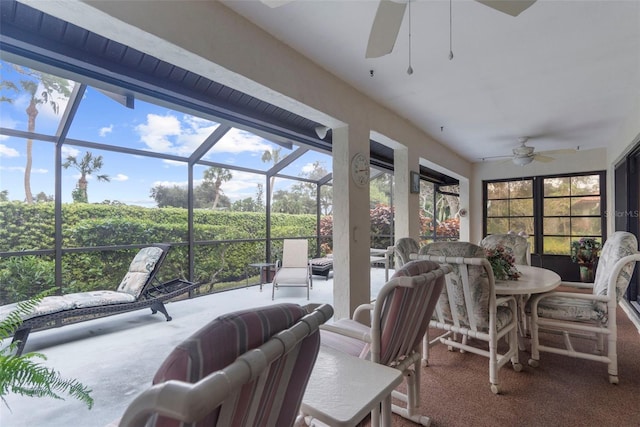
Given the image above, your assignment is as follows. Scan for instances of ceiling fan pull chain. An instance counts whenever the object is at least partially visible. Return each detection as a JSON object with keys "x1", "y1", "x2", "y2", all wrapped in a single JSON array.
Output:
[
  {"x1": 449, "y1": 0, "x2": 454, "y2": 60},
  {"x1": 407, "y1": 0, "x2": 414, "y2": 75}
]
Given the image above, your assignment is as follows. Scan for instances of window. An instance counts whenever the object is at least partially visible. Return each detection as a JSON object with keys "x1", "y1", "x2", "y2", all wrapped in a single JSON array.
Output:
[
  {"x1": 543, "y1": 174, "x2": 603, "y2": 255},
  {"x1": 485, "y1": 179, "x2": 534, "y2": 250},
  {"x1": 484, "y1": 172, "x2": 605, "y2": 257},
  {"x1": 420, "y1": 182, "x2": 460, "y2": 243}
]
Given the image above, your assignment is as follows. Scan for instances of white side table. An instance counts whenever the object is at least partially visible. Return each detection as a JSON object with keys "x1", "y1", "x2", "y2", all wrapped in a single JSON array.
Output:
[{"x1": 300, "y1": 345, "x2": 403, "y2": 427}]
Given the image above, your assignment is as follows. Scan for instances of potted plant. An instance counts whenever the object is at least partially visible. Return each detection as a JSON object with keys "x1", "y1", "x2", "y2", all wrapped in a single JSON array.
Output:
[
  {"x1": 570, "y1": 237, "x2": 602, "y2": 282},
  {"x1": 0, "y1": 296, "x2": 94, "y2": 411}
]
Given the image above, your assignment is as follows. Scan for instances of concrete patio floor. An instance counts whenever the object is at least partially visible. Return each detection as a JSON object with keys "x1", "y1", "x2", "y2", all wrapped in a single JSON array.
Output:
[{"x1": 1, "y1": 267, "x2": 392, "y2": 427}]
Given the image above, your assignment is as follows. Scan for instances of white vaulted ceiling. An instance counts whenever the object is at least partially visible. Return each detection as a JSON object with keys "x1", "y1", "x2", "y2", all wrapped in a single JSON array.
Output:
[{"x1": 222, "y1": 0, "x2": 640, "y2": 162}]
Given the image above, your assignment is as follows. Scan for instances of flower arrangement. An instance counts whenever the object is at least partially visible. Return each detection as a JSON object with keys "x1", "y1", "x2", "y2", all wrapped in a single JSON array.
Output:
[
  {"x1": 484, "y1": 245, "x2": 521, "y2": 281},
  {"x1": 570, "y1": 238, "x2": 602, "y2": 265}
]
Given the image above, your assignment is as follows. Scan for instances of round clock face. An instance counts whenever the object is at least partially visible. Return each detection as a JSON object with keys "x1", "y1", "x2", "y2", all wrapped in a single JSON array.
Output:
[{"x1": 351, "y1": 152, "x2": 369, "y2": 187}]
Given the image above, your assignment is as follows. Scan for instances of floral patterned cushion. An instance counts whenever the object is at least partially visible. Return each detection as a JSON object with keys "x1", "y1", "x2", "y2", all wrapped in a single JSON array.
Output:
[
  {"x1": 529, "y1": 295, "x2": 602, "y2": 322},
  {"x1": 592, "y1": 231, "x2": 638, "y2": 302},
  {"x1": 117, "y1": 246, "x2": 164, "y2": 297},
  {"x1": 64, "y1": 291, "x2": 135, "y2": 308},
  {"x1": 531, "y1": 231, "x2": 639, "y2": 324},
  {"x1": 419, "y1": 242, "x2": 511, "y2": 332},
  {"x1": 480, "y1": 234, "x2": 529, "y2": 265},
  {"x1": 0, "y1": 297, "x2": 75, "y2": 321},
  {"x1": 393, "y1": 237, "x2": 421, "y2": 268},
  {"x1": 0, "y1": 292, "x2": 135, "y2": 322}
]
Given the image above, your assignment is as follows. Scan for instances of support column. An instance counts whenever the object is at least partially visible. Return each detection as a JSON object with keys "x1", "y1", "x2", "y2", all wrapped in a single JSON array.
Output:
[
  {"x1": 332, "y1": 124, "x2": 371, "y2": 320},
  {"x1": 394, "y1": 146, "x2": 421, "y2": 242}
]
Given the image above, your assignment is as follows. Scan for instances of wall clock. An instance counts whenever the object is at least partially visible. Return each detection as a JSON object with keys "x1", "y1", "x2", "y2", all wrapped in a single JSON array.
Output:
[{"x1": 351, "y1": 152, "x2": 370, "y2": 187}]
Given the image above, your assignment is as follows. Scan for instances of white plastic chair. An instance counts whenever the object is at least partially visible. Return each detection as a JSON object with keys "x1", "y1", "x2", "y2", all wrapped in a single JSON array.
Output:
[
  {"x1": 272, "y1": 239, "x2": 312, "y2": 300},
  {"x1": 318, "y1": 260, "x2": 450, "y2": 426},
  {"x1": 417, "y1": 241, "x2": 522, "y2": 394},
  {"x1": 527, "y1": 231, "x2": 640, "y2": 384}
]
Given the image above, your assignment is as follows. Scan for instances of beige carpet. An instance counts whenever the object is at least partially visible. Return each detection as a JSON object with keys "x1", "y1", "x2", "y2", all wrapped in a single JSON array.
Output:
[{"x1": 388, "y1": 306, "x2": 640, "y2": 427}]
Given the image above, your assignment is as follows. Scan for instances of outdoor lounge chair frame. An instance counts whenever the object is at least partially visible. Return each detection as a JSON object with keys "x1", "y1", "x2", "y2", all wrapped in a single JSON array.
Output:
[{"x1": 5, "y1": 244, "x2": 199, "y2": 355}]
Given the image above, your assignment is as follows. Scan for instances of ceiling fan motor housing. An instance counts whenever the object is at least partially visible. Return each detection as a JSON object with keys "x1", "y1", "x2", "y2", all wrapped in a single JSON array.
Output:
[{"x1": 513, "y1": 145, "x2": 534, "y2": 156}]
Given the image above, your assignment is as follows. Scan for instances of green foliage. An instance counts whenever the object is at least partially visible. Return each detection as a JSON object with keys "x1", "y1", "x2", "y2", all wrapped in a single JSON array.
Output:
[
  {"x1": 0, "y1": 203, "x2": 318, "y2": 303},
  {"x1": 0, "y1": 295, "x2": 94, "y2": 410},
  {"x1": 570, "y1": 237, "x2": 602, "y2": 264},
  {"x1": 150, "y1": 166, "x2": 233, "y2": 209},
  {"x1": 0, "y1": 256, "x2": 55, "y2": 303}
]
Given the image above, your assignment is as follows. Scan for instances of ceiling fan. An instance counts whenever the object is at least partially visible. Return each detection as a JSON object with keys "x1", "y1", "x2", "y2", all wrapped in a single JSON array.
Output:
[
  {"x1": 365, "y1": 0, "x2": 537, "y2": 58},
  {"x1": 260, "y1": 0, "x2": 537, "y2": 58},
  {"x1": 484, "y1": 137, "x2": 577, "y2": 166}
]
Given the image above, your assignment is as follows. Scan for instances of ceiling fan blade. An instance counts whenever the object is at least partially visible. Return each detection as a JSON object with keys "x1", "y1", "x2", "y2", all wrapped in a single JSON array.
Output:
[
  {"x1": 533, "y1": 154, "x2": 555, "y2": 163},
  {"x1": 259, "y1": 0, "x2": 296, "y2": 7},
  {"x1": 538, "y1": 148, "x2": 577, "y2": 156},
  {"x1": 365, "y1": 0, "x2": 407, "y2": 59},
  {"x1": 475, "y1": 0, "x2": 537, "y2": 17}
]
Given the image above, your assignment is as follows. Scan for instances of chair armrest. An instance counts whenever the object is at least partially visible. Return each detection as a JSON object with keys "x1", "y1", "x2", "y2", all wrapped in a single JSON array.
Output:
[
  {"x1": 532, "y1": 291, "x2": 610, "y2": 304},
  {"x1": 353, "y1": 303, "x2": 374, "y2": 318},
  {"x1": 558, "y1": 280, "x2": 594, "y2": 290},
  {"x1": 320, "y1": 323, "x2": 372, "y2": 344},
  {"x1": 353, "y1": 303, "x2": 375, "y2": 324}
]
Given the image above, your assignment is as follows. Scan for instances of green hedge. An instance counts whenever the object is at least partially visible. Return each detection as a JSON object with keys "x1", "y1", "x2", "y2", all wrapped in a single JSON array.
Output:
[{"x1": 0, "y1": 202, "x2": 316, "y2": 304}]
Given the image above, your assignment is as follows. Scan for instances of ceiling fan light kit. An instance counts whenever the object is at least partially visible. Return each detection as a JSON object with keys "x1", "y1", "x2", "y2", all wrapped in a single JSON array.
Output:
[{"x1": 512, "y1": 155, "x2": 534, "y2": 166}]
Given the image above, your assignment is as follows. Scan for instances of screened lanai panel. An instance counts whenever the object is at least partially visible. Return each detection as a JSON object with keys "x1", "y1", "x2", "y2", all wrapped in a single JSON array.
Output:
[
  {"x1": 277, "y1": 151, "x2": 332, "y2": 180},
  {"x1": 0, "y1": 137, "x2": 55, "y2": 250},
  {"x1": 191, "y1": 163, "x2": 266, "y2": 218},
  {"x1": 61, "y1": 149, "x2": 189, "y2": 247},
  {"x1": 203, "y1": 128, "x2": 295, "y2": 171},
  {"x1": 66, "y1": 86, "x2": 220, "y2": 155},
  {"x1": 0, "y1": 59, "x2": 77, "y2": 136}
]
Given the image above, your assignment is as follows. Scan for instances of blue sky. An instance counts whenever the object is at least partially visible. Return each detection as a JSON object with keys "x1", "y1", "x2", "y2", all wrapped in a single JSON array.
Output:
[{"x1": 0, "y1": 60, "x2": 331, "y2": 206}]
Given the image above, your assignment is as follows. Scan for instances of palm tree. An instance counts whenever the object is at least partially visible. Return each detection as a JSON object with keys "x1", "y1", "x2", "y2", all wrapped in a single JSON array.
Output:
[
  {"x1": 261, "y1": 147, "x2": 282, "y2": 204},
  {"x1": 203, "y1": 167, "x2": 232, "y2": 209},
  {"x1": 62, "y1": 151, "x2": 110, "y2": 203},
  {"x1": 0, "y1": 64, "x2": 72, "y2": 204}
]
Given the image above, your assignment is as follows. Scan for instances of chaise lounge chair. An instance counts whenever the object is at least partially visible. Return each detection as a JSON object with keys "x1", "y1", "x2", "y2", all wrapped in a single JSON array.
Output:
[{"x1": 0, "y1": 244, "x2": 199, "y2": 355}]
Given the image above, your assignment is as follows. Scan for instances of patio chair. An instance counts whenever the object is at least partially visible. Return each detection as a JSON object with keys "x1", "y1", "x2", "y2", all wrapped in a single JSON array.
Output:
[
  {"x1": 118, "y1": 303, "x2": 334, "y2": 427},
  {"x1": 272, "y1": 239, "x2": 312, "y2": 300},
  {"x1": 0, "y1": 244, "x2": 198, "y2": 355},
  {"x1": 318, "y1": 260, "x2": 449, "y2": 426},
  {"x1": 417, "y1": 241, "x2": 522, "y2": 394},
  {"x1": 392, "y1": 237, "x2": 421, "y2": 268},
  {"x1": 480, "y1": 233, "x2": 531, "y2": 265},
  {"x1": 527, "y1": 231, "x2": 640, "y2": 384}
]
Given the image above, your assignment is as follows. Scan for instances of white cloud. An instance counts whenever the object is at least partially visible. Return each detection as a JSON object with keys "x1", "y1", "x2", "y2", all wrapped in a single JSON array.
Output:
[
  {"x1": 0, "y1": 166, "x2": 24, "y2": 172},
  {"x1": 61, "y1": 146, "x2": 80, "y2": 158},
  {"x1": 135, "y1": 113, "x2": 182, "y2": 152},
  {"x1": 301, "y1": 162, "x2": 316, "y2": 174},
  {"x1": 162, "y1": 159, "x2": 187, "y2": 167},
  {"x1": 99, "y1": 124, "x2": 113, "y2": 137},
  {"x1": 0, "y1": 144, "x2": 19, "y2": 157},
  {"x1": 32, "y1": 168, "x2": 48, "y2": 174},
  {"x1": 111, "y1": 173, "x2": 128, "y2": 182},
  {"x1": 152, "y1": 180, "x2": 188, "y2": 188},
  {"x1": 208, "y1": 128, "x2": 271, "y2": 156},
  {"x1": 135, "y1": 114, "x2": 271, "y2": 158}
]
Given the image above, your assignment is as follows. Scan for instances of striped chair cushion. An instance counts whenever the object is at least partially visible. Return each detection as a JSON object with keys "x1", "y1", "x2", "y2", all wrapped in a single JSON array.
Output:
[
  {"x1": 321, "y1": 260, "x2": 444, "y2": 367},
  {"x1": 379, "y1": 260, "x2": 444, "y2": 364},
  {"x1": 150, "y1": 303, "x2": 318, "y2": 427}
]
